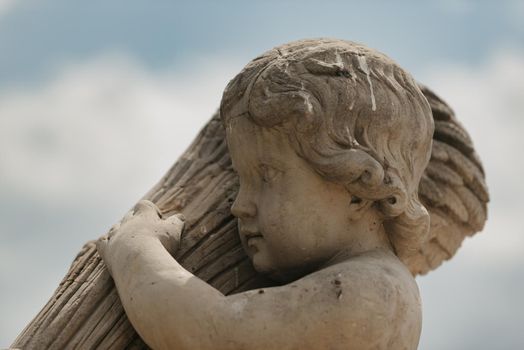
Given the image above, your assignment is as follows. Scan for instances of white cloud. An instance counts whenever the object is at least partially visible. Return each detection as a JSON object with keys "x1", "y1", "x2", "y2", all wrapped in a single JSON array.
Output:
[
  {"x1": 0, "y1": 52, "x2": 243, "y2": 207},
  {"x1": 0, "y1": 52, "x2": 245, "y2": 346}
]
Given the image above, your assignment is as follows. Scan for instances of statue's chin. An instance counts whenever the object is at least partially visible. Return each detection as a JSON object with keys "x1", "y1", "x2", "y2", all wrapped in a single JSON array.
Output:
[
  {"x1": 244, "y1": 245, "x2": 317, "y2": 283},
  {"x1": 250, "y1": 254, "x2": 276, "y2": 276},
  {"x1": 252, "y1": 259, "x2": 312, "y2": 283}
]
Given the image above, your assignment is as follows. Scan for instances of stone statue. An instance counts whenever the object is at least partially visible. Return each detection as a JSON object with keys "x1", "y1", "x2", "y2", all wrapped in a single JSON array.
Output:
[{"x1": 12, "y1": 39, "x2": 489, "y2": 349}]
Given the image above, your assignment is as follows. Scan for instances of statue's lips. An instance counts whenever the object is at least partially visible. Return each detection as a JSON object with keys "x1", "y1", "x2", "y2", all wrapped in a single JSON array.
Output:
[
  {"x1": 241, "y1": 230, "x2": 264, "y2": 243},
  {"x1": 245, "y1": 234, "x2": 263, "y2": 252},
  {"x1": 246, "y1": 234, "x2": 263, "y2": 241},
  {"x1": 239, "y1": 225, "x2": 262, "y2": 237},
  {"x1": 245, "y1": 233, "x2": 263, "y2": 240}
]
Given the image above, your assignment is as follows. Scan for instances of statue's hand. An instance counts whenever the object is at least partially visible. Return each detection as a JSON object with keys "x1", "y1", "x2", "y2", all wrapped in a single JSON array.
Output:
[{"x1": 96, "y1": 200, "x2": 185, "y2": 274}]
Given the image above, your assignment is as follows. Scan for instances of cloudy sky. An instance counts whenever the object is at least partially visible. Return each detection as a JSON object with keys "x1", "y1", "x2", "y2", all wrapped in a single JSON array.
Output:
[{"x1": 1, "y1": 1, "x2": 523, "y2": 348}]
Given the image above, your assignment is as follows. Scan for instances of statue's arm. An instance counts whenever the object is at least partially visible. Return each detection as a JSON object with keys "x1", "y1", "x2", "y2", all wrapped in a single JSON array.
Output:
[{"x1": 97, "y1": 201, "x2": 400, "y2": 350}]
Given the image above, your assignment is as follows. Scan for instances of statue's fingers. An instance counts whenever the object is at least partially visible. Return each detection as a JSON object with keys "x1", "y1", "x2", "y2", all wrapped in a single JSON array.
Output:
[
  {"x1": 107, "y1": 222, "x2": 121, "y2": 238},
  {"x1": 122, "y1": 209, "x2": 135, "y2": 222},
  {"x1": 164, "y1": 214, "x2": 185, "y2": 240},
  {"x1": 133, "y1": 200, "x2": 162, "y2": 219},
  {"x1": 161, "y1": 214, "x2": 185, "y2": 253},
  {"x1": 95, "y1": 237, "x2": 114, "y2": 275},
  {"x1": 95, "y1": 236, "x2": 109, "y2": 257},
  {"x1": 165, "y1": 213, "x2": 185, "y2": 228}
]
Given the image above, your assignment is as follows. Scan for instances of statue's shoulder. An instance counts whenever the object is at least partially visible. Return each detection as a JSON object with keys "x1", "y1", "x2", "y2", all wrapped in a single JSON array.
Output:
[
  {"x1": 302, "y1": 250, "x2": 422, "y2": 349},
  {"x1": 326, "y1": 251, "x2": 419, "y2": 304}
]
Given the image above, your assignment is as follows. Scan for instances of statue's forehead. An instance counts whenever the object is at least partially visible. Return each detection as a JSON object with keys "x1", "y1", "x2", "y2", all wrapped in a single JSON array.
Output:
[
  {"x1": 227, "y1": 118, "x2": 292, "y2": 159},
  {"x1": 226, "y1": 117, "x2": 281, "y2": 144}
]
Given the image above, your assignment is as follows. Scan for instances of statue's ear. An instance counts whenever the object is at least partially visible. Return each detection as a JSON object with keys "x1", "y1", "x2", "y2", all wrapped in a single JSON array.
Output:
[
  {"x1": 347, "y1": 167, "x2": 408, "y2": 220},
  {"x1": 376, "y1": 172, "x2": 408, "y2": 218}
]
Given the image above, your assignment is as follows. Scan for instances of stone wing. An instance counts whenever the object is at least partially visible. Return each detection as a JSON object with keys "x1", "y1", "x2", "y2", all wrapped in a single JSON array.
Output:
[{"x1": 408, "y1": 85, "x2": 490, "y2": 275}]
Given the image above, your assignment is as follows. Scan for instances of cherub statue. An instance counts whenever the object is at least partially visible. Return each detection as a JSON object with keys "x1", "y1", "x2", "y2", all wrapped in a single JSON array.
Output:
[{"x1": 96, "y1": 39, "x2": 489, "y2": 350}]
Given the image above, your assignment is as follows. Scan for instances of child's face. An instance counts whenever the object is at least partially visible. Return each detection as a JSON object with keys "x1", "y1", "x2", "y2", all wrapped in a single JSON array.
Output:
[{"x1": 227, "y1": 118, "x2": 355, "y2": 279}]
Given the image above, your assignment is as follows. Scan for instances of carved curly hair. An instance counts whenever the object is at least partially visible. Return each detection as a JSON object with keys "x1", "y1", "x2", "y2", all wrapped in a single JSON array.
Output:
[{"x1": 220, "y1": 38, "x2": 434, "y2": 264}]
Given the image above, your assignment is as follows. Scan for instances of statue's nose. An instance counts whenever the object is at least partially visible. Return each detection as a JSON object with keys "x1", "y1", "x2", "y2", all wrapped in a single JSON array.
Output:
[{"x1": 231, "y1": 191, "x2": 257, "y2": 218}]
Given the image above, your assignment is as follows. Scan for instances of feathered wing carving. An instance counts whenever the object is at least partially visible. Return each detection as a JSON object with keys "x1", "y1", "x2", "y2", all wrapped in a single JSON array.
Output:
[{"x1": 407, "y1": 85, "x2": 489, "y2": 275}]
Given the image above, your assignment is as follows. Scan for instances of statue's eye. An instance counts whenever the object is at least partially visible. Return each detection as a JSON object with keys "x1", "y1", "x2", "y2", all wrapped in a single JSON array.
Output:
[{"x1": 260, "y1": 164, "x2": 281, "y2": 183}]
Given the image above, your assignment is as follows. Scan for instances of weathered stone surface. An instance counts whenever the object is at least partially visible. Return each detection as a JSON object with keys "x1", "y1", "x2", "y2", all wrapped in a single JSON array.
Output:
[{"x1": 13, "y1": 39, "x2": 488, "y2": 350}]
